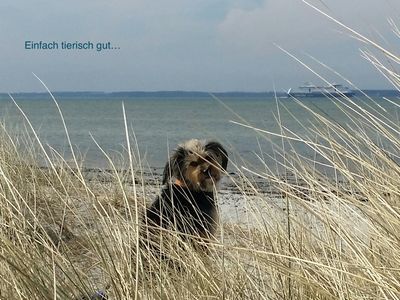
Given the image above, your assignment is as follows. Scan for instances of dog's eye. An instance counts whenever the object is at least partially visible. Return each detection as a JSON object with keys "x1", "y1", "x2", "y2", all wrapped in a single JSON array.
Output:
[
  {"x1": 204, "y1": 156, "x2": 215, "y2": 163},
  {"x1": 189, "y1": 161, "x2": 199, "y2": 167}
]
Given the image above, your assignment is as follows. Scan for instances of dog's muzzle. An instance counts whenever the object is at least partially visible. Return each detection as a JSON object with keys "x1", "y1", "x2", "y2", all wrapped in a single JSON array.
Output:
[{"x1": 202, "y1": 167, "x2": 212, "y2": 178}]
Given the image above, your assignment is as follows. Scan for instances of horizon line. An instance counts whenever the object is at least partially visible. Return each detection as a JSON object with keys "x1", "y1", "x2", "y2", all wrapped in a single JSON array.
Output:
[{"x1": 1, "y1": 89, "x2": 399, "y2": 95}]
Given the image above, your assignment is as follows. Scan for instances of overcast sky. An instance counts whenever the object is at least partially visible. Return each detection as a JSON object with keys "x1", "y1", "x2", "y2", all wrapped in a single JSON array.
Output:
[{"x1": 0, "y1": 0, "x2": 399, "y2": 92}]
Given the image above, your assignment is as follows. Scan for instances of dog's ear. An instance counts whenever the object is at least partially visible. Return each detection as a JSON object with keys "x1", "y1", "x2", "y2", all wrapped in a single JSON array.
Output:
[
  {"x1": 205, "y1": 141, "x2": 228, "y2": 171},
  {"x1": 162, "y1": 146, "x2": 187, "y2": 185}
]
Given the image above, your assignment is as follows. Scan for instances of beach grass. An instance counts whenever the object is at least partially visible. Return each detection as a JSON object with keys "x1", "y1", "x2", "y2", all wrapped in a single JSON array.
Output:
[
  {"x1": 1, "y1": 11, "x2": 400, "y2": 300},
  {"x1": 1, "y1": 89, "x2": 400, "y2": 299}
]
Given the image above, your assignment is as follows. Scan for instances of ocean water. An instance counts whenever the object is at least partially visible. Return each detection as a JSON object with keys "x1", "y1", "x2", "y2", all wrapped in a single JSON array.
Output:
[{"x1": 1, "y1": 94, "x2": 399, "y2": 174}]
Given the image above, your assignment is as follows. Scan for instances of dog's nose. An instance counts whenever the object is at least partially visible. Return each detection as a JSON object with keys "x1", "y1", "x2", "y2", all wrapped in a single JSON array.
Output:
[{"x1": 202, "y1": 168, "x2": 212, "y2": 178}]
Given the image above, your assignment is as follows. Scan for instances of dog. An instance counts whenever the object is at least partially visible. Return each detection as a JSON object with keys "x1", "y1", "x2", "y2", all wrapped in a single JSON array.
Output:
[{"x1": 144, "y1": 139, "x2": 228, "y2": 248}]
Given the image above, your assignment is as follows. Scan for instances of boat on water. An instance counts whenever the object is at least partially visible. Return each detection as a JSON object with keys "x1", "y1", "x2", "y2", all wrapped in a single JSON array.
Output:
[{"x1": 287, "y1": 83, "x2": 355, "y2": 98}]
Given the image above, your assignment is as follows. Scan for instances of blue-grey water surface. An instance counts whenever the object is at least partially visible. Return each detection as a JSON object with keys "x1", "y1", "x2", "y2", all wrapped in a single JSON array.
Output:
[{"x1": 1, "y1": 94, "x2": 399, "y2": 174}]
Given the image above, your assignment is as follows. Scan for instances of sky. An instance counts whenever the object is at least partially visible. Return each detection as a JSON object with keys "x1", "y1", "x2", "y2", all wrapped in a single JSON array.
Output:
[{"x1": 0, "y1": 0, "x2": 399, "y2": 92}]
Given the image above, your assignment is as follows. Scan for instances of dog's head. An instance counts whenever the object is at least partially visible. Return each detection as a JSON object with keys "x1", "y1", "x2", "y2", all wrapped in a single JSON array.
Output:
[{"x1": 162, "y1": 139, "x2": 228, "y2": 192}]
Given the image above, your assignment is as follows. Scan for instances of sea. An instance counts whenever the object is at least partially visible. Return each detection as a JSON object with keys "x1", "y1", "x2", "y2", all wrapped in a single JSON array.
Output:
[{"x1": 1, "y1": 92, "x2": 399, "y2": 175}]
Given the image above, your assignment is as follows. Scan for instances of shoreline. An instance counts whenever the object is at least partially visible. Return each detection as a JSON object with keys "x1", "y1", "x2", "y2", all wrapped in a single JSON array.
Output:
[{"x1": 28, "y1": 163, "x2": 372, "y2": 236}]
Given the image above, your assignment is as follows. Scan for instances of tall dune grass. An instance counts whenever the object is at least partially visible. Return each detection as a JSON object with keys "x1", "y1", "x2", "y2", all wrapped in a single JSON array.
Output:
[{"x1": 1, "y1": 11, "x2": 400, "y2": 300}]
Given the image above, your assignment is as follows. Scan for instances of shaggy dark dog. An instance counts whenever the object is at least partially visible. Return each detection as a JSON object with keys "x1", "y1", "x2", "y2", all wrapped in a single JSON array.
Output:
[{"x1": 145, "y1": 139, "x2": 228, "y2": 243}]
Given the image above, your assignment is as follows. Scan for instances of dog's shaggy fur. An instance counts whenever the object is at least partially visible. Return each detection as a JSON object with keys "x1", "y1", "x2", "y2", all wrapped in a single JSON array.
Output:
[{"x1": 145, "y1": 139, "x2": 228, "y2": 242}]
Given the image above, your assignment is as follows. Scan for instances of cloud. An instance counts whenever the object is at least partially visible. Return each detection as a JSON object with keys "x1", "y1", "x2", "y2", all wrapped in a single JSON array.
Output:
[
  {"x1": 216, "y1": 0, "x2": 399, "y2": 90},
  {"x1": 218, "y1": 0, "x2": 397, "y2": 56},
  {"x1": 0, "y1": 0, "x2": 398, "y2": 92}
]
